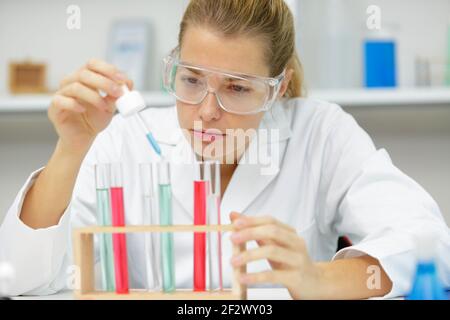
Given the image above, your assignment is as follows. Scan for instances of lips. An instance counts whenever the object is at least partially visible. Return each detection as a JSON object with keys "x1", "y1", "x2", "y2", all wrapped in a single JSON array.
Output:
[{"x1": 191, "y1": 128, "x2": 226, "y2": 142}]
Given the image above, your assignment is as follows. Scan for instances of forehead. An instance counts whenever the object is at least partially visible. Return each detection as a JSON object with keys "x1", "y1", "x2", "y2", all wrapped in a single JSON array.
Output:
[{"x1": 179, "y1": 26, "x2": 270, "y2": 78}]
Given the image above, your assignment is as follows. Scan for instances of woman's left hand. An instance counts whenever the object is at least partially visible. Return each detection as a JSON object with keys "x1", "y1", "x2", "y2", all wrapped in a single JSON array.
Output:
[{"x1": 230, "y1": 212, "x2": 326, "y2": 300}]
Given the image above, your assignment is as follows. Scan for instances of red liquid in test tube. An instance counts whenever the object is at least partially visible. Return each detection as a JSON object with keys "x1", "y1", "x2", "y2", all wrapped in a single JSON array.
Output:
[
  {"x1": 110, "y1": 186, "x2": 129, "y2": 294},
  {"x1": 193, "y1": 180, "x2": 207, "y2": 291}
]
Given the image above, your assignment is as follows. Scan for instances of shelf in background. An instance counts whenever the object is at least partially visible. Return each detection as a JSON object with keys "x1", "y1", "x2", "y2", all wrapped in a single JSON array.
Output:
[
  {"x1": 309, "y1": 87, "x2": 450, "y2": 108},
  {"x1": 1, "y1": 88, "x2": 450, "y2": 113},
  {"x1": 0, "y1": 94, "x2": 52, "y2": 113},
  {"x1": 0, "y1": 92, "x2": 176, "y2": 113}
]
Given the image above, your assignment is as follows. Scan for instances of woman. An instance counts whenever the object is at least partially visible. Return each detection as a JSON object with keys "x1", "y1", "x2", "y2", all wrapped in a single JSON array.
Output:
[{"x1": 1, "y1": 0, "x2": 449, "y2": 299}]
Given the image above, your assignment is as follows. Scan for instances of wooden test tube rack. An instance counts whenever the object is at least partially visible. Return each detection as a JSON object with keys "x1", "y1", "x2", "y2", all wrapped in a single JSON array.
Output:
[{"x1": 73, "y1": 224, "x2": 247, "y2": 300}]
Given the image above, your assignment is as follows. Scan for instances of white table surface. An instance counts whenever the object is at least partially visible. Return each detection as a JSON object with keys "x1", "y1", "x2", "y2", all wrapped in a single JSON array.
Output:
[{"x1": 12, "y1": 288, "x2": 293, "y2": 300}]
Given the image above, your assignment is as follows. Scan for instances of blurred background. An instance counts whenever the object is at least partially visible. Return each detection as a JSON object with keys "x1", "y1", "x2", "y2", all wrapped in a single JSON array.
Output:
[{"x1": 0, "y1": 0, "x2": 449, "y2": 225}]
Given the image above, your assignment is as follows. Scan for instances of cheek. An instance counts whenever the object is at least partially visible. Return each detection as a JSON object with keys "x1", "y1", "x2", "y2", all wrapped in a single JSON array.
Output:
[
  {"x1": 227, "y1": 113, "x2": 264, "y2": 132},
  {"x1": 216, "y1": 113, "x2": 266, "y2": 161},
  {"x1": 176, "y1": 102, "x2": 196, "y2": 129},
  {"x1": 176, "y1": 101, "x2": 264, "y2": 132},
  {"x1": 176, "y1": 102, "x2": 266, "y2": 161}
]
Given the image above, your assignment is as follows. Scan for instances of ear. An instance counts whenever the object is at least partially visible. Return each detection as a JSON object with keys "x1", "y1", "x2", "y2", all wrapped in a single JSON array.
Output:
[{"x1": 277, "y1": 68, "x2": 294, "y2": 98}]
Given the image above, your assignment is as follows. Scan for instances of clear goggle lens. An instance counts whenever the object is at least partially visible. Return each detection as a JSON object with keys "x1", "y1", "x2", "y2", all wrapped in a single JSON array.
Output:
[{"x1": 163, "y1": 51, "x2": 284, "y2": 115}]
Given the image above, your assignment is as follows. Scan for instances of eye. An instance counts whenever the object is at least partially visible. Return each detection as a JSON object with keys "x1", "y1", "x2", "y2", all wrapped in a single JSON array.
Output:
[
  {"x1": 228, "y1": 84, "x2": 251, "y2": 94},
  {"x1": 181, "y1": 76, "x2": 200, "y2": 85}
]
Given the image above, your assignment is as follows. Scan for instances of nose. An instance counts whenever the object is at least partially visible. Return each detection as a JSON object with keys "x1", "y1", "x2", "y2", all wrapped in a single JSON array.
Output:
[{"x1": 197, "y1": 87, "x2": 222, "y2": 122}]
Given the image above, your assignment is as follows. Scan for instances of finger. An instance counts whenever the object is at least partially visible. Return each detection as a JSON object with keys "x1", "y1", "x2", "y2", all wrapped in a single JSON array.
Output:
[
  {"x1": 51, "y1": 95, "x2": 86, "y2": 113},
  {"x1": 231, "y1": 224, "x2": 302, "y2": 250},
  {"x1": 230, "y1": 212, "x2": 242, "y2": 222},
  {"x1": 233, "y1": 215, "x2": 296, "y2": 233},
  {"x1": 104, "y1": 95, "x2": 118, "y2": 114},
  {"x1": 60, "y1": 82, "x2": 109, "y2": 112},
  {"x1": 124, "y1": 78, "x2": 134, "y2": 91},
  {"x1": 230, "y1": 212, "x2": 294, "y2": 232},
  {"x1": 78, "y1": 69, "x2": 123, "y2": 98},
  {"x1": 86, "y1": 58, "x2": 133, "y2": 89},
  {"x1": 256, "y1": 238, "x2": 275, "y2": 248},
  {"x1": 231, "y1": 245, "x2": 301, "y2": 268},
  {"x1": 59, "y1": 69, "x2": 82, "y2": 88},
  {"x1": 239, "y1": 270, "x2": 287, "y2": 286}
]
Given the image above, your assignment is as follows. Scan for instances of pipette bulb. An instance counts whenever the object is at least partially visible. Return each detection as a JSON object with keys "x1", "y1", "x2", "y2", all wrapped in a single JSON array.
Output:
[{"x1": 115, "y1": 84, "x2": 146, "y2": 117}]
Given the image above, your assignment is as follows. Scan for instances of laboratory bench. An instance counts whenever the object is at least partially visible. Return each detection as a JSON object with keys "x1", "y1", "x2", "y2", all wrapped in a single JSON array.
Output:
[{"x1": 12, "y1": 288, "x2": 292, "y2": 300}]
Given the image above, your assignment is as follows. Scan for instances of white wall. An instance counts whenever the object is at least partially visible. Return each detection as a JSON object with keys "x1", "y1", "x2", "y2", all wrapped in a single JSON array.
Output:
[
  {"x1": 1, "y1": 0, "x2": 449, "y2": 226},
  {"x1": 0, "y1": 0, "x2": 189, "y2": 93},
  {"x1": 349, "y1": 106, "x2": 450, "y2": 225},
  {"x1": 1, "y1": 0, "x2": 449, "y2": 91},
  {"x1": 0, "y1": 113, "x2": 56, "y2": 220},
  {"x1": 298, "y1": 0, "x2": 450, "y2": 88}
]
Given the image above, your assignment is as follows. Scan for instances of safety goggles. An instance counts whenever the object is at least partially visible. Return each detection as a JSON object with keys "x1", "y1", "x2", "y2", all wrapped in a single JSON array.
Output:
[{"x1": 162, "y1": 48, "x2": 285, "y2": 115}]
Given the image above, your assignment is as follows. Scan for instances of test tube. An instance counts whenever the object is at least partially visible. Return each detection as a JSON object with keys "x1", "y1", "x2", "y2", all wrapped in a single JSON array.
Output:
[
  {"x1": 206, "y1": 161, "x2": 223, "y2": 291},
  {"x1": 193, "y1": 162, "x2": 207, "y2": 291},
  {"x1": 109, "y1": 163, "x2": 129, "y2": 294},
  {"x1": 95, "y1": 163, "x2": 115, "y2": 292},
  {"x1": 158, "y1": 161, "x2": 176, "y2": 292},
  {"x1": 139, "y1": 163, "x2": 161, "y2": 291}
]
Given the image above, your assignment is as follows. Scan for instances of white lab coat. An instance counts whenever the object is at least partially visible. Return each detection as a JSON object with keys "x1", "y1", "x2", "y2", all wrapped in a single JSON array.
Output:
[{"x1": 1, "y1": 98, "x2": 449, "y2": 298}]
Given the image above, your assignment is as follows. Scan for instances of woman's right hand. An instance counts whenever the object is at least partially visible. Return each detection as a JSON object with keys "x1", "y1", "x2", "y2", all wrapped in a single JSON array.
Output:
[{"x1": 48, "y1": 59, "x2": 133, "y2": 153}]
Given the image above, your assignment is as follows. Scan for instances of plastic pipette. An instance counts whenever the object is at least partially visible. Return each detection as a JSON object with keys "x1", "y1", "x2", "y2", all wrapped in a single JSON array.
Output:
[
  {"x1": 115, "y1": 84, "x2": 162, "y2": 157},
  {"x1": 136, "y1": 113, "x2": 162, "y2": 157}
]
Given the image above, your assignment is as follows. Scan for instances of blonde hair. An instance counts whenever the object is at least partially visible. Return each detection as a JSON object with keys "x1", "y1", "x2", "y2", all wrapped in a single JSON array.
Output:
[{"x1": 178, "y1": 0, "x2": 304, "y2": 98}]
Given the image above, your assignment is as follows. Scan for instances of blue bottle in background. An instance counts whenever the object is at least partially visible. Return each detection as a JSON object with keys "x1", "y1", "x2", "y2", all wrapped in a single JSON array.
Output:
[
  {"x1": 407, "y1": 235, "x2": 447, "y2": 300},
  {"x1": 364, "y1": 40, "x2": 397, "y2": 88}
]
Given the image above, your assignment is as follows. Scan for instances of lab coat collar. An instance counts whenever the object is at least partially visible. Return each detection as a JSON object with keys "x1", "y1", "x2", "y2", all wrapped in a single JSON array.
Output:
[{"x1": 170, "y1": 100, "x2": 292, "y2": 223}]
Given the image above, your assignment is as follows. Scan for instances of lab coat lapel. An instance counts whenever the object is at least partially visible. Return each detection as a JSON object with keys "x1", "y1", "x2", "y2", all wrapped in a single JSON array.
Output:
[
  {"x1": 170, "y1": 134, "x2": 287, "y2": 224},
  {"x1": 220, "y1": 102, "x2": 292, "y2": 224},
  {"x1": 169, "y1": 100, "x2": 292, "y2": 224},
  {"x1": 170, "y1": 137, "x2": 196, "y2": 220}
]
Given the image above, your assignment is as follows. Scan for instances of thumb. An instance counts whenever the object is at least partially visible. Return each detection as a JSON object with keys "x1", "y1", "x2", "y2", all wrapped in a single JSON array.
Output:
[{"x1": 104, "y1": 95, "x2": 118, "y2": 114}]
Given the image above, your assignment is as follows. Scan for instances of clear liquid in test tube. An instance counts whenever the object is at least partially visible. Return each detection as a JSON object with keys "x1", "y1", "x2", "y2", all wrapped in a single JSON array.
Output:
[
  {"x1": 205, "y1": 161, "x2": 223, "y2": 291},
  {"x1": 157, "y1": 161, "x2": 176, "y2": 292},
  {"x1": 139, "y1": 163, "x2": 161, "y2": 291},
  {"x1": 95, "y1": 163, "x2": 115, "y2": 292}
]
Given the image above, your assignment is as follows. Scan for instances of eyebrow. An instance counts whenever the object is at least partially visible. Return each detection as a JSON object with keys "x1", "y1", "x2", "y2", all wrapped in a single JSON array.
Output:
[
  {"x1": 180, "y1": 63, "x2": 253, "y2": 82},
  {"x1": 225, "y1": 77, "x2": 247, "y2": 82},
  {"x1": 183, "y1": 68, "x2": 243, "y2": 83},
  {"x1": 183, "y1": 66, "x2": 204, "y2": 76}
]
